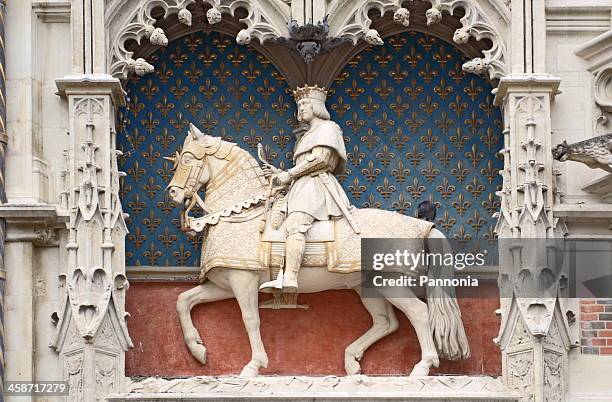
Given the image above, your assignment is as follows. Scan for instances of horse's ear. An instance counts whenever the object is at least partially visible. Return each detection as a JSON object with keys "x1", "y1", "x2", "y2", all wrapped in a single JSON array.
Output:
[
  {"x1": 189, "y1": 123, "x2": 204, "y2": 140},
  {"x1": 562, "y1": 140, "x2": 568, "y2": 146}
]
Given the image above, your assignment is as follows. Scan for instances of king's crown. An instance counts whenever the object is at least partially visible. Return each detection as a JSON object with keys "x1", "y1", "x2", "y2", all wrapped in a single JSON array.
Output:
[{"x1": 293, "y1": 85, "x2": 328, "y2": 102}]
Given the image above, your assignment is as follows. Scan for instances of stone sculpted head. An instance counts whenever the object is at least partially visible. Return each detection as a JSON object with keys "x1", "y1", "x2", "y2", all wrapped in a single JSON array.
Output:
[
  {"x1": 552, "y1": 140, "x2": 570, "y2": 162},
  {"x1": 426, "y1": 7, "x2": 442, "y2": 25},
  {"x1": 293, "y1": 85, "x2": 330, "y2": 123}
]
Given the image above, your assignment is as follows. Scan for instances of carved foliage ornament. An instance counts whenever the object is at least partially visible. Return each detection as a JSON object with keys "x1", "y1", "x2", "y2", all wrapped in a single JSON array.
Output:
[
  {"x1": 109, "y1": 0, "x2": 507, "y2": 80},
  {"x1": 109, "y1": 0, "x2": 290, "y2": 79},
  {"x1": 66, "y1": 267, "x2": 112, "y2": 340},
  {"x1": 420, "y1": 0, "x2": 507, "y2": 79}
]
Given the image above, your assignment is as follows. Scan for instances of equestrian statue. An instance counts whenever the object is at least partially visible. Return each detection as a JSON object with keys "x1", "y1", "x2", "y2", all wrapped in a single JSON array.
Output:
[{"x1": 165, "y1": 85, "x2": 470, "y2": 377}]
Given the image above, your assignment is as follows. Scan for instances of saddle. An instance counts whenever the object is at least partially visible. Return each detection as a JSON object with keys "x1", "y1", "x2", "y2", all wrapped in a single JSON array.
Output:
[
  {"x1": 261, "y1": 218, "x2": 334, "y2": 243},
  {"x1": 259, "y1": 202, "x2": 336, "y2": 274}
]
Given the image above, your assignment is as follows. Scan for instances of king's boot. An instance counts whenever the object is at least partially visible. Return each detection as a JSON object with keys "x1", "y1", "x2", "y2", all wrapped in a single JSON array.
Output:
[{"x1": 259, "y1": 233, "x2": 305, "y2": 293}]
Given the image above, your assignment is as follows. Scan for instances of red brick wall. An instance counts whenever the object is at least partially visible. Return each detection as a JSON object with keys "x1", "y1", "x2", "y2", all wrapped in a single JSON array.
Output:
[
  {"x1": 580, "y1": 299, "x2": 612, "y2": 354},
  {"x1": 124, "y1": 281, "x2": 502, "y2": 377}
]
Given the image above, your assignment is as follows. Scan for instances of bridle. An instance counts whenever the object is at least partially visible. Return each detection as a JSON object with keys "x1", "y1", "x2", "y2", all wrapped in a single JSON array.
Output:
[
  {"x1": 167, "y1": 138, "x2": 269, "y2": 233},
  {"x1": 166, "y1": 147, "x2": 212, "y2": 230}
]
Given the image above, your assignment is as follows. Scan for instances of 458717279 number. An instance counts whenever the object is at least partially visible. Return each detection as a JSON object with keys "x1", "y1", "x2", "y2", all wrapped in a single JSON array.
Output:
[{"x1": 6, "y1": 381, "x2": 69, "y2": 396}]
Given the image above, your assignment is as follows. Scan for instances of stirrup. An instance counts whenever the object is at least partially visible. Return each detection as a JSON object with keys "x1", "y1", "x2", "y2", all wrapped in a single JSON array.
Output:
[
  {"x1": 259, "y1": 269, "x2": 284, "y2": 293},
  {"x1": 281, "y1": 283, "x2": 298, "y2": 293},
  {"x1": 280, "y1": 271, "x2": 298, "y2": 293}
]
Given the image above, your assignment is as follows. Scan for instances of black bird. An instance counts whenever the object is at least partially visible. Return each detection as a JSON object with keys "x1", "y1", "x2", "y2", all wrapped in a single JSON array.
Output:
[{"x1": 417, "y1": 200, "x2": 437, "y2": 223}]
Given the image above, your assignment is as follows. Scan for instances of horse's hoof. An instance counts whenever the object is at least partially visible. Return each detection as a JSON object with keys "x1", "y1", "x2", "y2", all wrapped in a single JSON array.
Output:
[
  {"x1": 409, "y1": 361, "x2": 431, "y2": 377},
  {"x1": 239, "y1": 361, "x2": 260, "y2": 377},
  {"x1": 431, "y1": 356, "x2": 440, "y2": 368},
  {"x1": 189, "y1": 344, "x2": 207, "y2": 365},
  {"x1": 345, "y1": 358, "x2": 361, "y2": 375}
]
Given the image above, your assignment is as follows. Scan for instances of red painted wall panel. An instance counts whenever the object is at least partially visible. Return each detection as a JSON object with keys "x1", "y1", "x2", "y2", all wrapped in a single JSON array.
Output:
[{"x1": 125, "y1": 281, "x2": 501, "y2": 376}]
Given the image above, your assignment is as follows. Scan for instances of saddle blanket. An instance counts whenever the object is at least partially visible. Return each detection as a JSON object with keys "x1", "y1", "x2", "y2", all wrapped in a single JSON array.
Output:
[{"x1": 198, "y1": 208, "x2": 433, "y2": 283}]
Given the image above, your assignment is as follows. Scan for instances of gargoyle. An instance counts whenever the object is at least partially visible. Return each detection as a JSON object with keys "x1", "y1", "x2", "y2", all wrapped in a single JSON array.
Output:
[{"x1": 552, "y1": 133, "x2": 612, "y2": 173}]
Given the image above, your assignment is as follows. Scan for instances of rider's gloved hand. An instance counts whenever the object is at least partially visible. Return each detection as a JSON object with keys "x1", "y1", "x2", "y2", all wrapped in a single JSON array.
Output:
[
  {"x1": 274, "y1": 171, "x2": 293, "y2": 186},
  {"x1": 261, "y1": 163, "x2": 280, "y2": 179}
]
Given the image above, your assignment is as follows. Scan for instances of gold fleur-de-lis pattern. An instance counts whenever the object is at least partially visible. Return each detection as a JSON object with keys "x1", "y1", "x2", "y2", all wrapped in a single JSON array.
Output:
[
  {"x1": 118, "y1": 31, "x2": 297, "y2": 266},
  {"x1": 327, "y1": 31, "x2": 503, "y2": 245},
  {"x1": 118, "y1": 30, "x2": 502, "y2": 267}
]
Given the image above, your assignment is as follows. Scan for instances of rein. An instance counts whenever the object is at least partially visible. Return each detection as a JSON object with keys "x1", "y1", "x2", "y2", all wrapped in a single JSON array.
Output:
[
  {"x1": 178, "y1": 155, "x2": 211, "y2": 231},
  {"x1": 174, "y1": 144, "x2": 268, "y2": 233}
]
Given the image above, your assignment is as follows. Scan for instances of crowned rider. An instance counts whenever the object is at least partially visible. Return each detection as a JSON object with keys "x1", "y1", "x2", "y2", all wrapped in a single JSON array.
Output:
[{"x1": 259, "y1": 85, "x2": 354, "y2": 292}]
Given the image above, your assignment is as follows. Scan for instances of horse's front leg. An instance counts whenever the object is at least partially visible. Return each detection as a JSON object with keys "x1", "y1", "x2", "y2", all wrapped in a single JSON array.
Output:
[
  {"x1": 228, "y1": 270, "x2": 268, "y2": 377},
  {"x1": 176, "y1": 282, "x2": 233, "y2": 365}
]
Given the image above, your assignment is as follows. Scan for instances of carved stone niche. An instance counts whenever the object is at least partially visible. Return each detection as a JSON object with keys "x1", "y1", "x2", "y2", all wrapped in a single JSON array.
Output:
[
  {"x1": 575, "y1": 30, "x2": 612, "y2": 135},
  {"x1": 563, "y1": 33, "x2": 612, "y2": 206}
]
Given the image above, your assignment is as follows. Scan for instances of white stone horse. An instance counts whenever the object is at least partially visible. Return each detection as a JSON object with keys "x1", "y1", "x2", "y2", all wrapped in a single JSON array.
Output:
[{"x1": 167, "y1": 124, "x2": 470, "y2": 377}]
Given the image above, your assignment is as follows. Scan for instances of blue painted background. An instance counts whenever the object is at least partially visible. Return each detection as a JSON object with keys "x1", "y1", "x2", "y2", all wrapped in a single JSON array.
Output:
[{"x1": 118, "y1": 30, "x2": 502, "y2": 267}]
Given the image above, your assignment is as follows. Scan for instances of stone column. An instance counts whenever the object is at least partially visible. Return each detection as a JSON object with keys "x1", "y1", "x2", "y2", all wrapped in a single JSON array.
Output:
[
  {"x1": 52, "y1": 76, "x2": 132, "y2": 402},
  {"x1": 3, "y1": 207, "x2": 60, "y2": 402},
  {"x1": 494, "y1": 76, "x2": 572, "y2": 402},
  {"x1": 494, "y1": 2, "x2": 573, "y2": 401},
  {"x1": 0, "y1": 0, "x2": 7, "y2": 396},
  {"x1": 290, "y1": 0, "x2": 327, "y2": 25},
  {"x1": 50, "y1": 1, "x2": 132, "y2": 400}
]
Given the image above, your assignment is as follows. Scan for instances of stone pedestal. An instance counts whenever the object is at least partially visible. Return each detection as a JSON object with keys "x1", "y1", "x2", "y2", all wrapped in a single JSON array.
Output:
[{"x1": 107, "y1": 376, "x2": 519, "y2": 402}]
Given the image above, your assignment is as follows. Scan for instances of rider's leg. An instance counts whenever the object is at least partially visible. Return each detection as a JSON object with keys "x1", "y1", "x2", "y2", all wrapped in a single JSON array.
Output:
[
  {"x1": 259, "y1": 212, "x2": 314, "y2": 292},
  {"x1": 281, "y1": 212, "x2": 314, "y2": 291}
]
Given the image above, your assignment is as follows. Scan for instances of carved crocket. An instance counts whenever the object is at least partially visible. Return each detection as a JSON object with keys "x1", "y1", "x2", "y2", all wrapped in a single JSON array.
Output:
[{"x1": 552, "y1": 133, "x2": 612, "y2": 174}]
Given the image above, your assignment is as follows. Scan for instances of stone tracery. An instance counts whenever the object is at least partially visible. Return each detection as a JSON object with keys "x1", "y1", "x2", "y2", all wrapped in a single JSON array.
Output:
[{"x1": 107, "y1": 0, "x2": 509, "y2": 82}]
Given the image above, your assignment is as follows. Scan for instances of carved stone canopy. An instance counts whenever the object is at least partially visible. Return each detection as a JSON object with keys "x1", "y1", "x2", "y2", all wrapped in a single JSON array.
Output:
[{"x1": 107, "y1": 0, "x2": 508, "y2": 86}]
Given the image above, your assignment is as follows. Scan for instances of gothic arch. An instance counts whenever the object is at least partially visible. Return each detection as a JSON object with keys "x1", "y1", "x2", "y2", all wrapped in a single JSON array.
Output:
[
  {"x1": 312, "y1": 1, "x2": 507, "y2": 89},
  {"x1": 106, "y1": 0, "x2": 292, "y2": 80},
  {"x1": 105, "y1": 0, "x2": 509, "y2": 87},
  {"x1": 117, "y1": 28, "x2": 504, "y2": 266}
]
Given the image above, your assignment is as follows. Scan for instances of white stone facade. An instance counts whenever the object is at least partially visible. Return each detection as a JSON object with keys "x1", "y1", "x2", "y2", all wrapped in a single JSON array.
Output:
[{"x1": 1, "y1": 0, "x2": 612, "y2": 401}]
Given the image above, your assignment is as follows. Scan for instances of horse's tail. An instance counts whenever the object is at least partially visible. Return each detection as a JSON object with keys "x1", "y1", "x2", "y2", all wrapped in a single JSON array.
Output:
[{"x1": 425, "y1": 229, "x2": 470, "y2": 360}]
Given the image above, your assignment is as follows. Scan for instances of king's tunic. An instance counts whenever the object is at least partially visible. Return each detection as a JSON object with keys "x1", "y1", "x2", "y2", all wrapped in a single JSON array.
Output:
[{"x1": 286, "y1": 120, "x2": 351, "y2": 220}]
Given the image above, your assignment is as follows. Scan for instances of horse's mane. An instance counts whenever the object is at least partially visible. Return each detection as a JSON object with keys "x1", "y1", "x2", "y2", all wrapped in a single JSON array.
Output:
[
  {"x1": 204, "y1": 136, "x2": 268, "y2": 190},
  {"x1": 186, "y1": 134, "x2": 259, "y2": 163},
  {"x1": 181, "y1": 126, "x2": 268, "y2": 197}
]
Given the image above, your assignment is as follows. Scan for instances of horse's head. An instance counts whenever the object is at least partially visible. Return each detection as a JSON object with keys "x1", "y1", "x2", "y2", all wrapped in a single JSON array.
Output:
[
  {"x1": 166, "y1": 123, "x2": 216, "y2": 205},
  {"x1": 167, "y1": 123, "x2": 267, "y2": 230}
]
